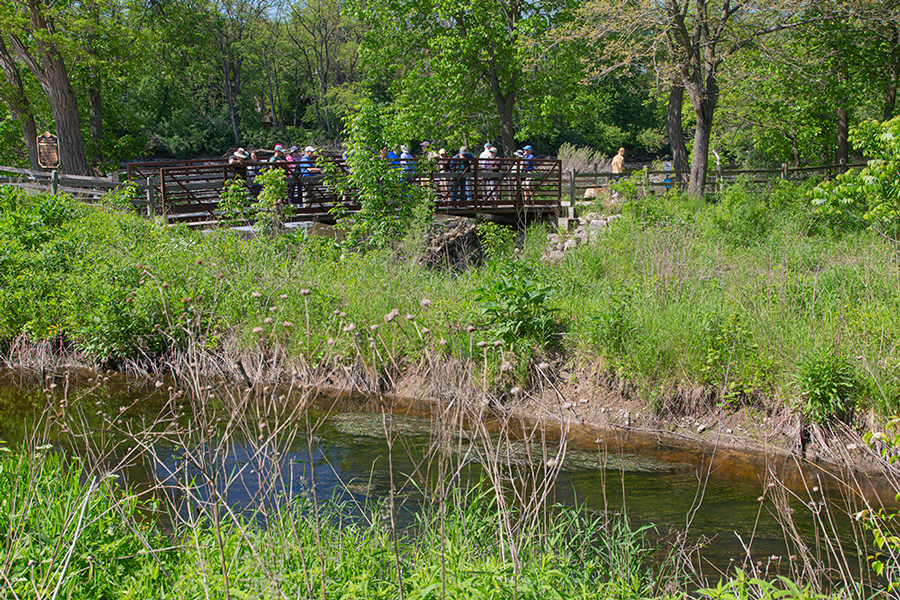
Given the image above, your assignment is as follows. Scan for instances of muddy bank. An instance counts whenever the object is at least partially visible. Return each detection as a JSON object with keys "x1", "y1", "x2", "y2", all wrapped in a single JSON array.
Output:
[{"x1": 0, "y1": 335, "x2": 884, "y2": 482}]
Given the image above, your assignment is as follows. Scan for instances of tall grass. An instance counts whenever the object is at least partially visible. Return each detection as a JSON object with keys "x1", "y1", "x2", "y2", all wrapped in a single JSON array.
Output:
[{"x1": 1, "y1": 176, "x2": 899, "y2": 419}]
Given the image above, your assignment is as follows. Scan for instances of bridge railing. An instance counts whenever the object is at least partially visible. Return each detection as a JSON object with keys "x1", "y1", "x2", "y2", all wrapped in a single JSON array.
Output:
[{"x1": 123, "y1": 156, "x2": 562, "y2": 225}]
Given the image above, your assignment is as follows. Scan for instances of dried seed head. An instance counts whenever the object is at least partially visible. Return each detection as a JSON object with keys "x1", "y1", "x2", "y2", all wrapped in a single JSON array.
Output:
[
  {"x1": 252, "y1": 327, "x2": 263, "y2": 333},
  {"x1": 384, "y1": 308, "x2": 399, "y2": 323},
  {"x1": 500, "y1": 361, "x2": 512, "y2": 372},
  {"x1": 537, "y1": 362, "x2": 550, "y2": 370},
  {"x1": 477, "y1": 341, "x2": 487, "y2": 348},
  {"x1": 264, "y1": 317, "x2": 273, "y2": 324},
  {"x1": 510, "y1": 386, "x2": 521, "y2": 395},
  {"x1": 439, "y1": 338, "x2": 448, "y2": 345},
  {"x1": 405, "y1": 313, "x2": 414, "y2": 321},
  {"x1": 251, "y1": 291, "x2": 262, "y2": 298},
  {"x1": 370, "y1": 324, "x2": 380, "y2": 331},
  {"x1": 279, "y1": 294, "x2": 288, "y2": 299},
  {"x1": 422, "y1": 327, "x2": 430, "y2": 334},
  {"x1": 343, "y1": 323, "x2": 356, "y2": 333},
  {"x1": 493, "y1": 340, "x2": 502, "y2": 347},
  {"x1": 269, "y1": 306, "x2": 278, "y2": 312},
  {"x1": 466, "y1": 325, "x2": 475, "y2": 333},
  {"x1": 420, "y1": 298, "x2": 432, "y2": 308},
  {"x1": 282, "y1": 321, "x2": 293, "y2": 327},
  {"x1": 300, "y1": 288, "x2": 311, "y2": 296}
]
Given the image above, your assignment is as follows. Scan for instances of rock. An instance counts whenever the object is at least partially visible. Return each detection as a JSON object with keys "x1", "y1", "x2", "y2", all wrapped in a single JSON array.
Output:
[
  {"x1": 589, "y1": 220, "x2": 606, "y2": 230},
  {"x1": 423, "y1": 217, "x2": 483, "y2": 271},
  {"x1": 547, "y1": 250, "x2": 565, "y2": 262},
  {"x1": 563, "y1": 239, "x2": 578, "y2": 251}
]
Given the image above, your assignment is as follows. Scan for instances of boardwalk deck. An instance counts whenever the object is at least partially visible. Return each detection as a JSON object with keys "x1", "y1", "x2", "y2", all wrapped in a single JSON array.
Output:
[{"x1": 125, "y1": 156, "x2": 562, "y2": 227}]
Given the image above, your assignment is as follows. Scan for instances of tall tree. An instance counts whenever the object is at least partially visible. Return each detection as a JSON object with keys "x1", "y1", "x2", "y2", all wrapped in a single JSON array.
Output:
[
  {"x1": 0, "y1": 35, "x2": 40, "y2": 169},
  {"x1": 353, "y1": 0, "x2": 573, "y2": 155},
  {"x1": 569, "y1": 0, "x2": 835, "y2": 196},
  {"x1": 2, "y1": 0, "x2": 89, "y2": 174}
]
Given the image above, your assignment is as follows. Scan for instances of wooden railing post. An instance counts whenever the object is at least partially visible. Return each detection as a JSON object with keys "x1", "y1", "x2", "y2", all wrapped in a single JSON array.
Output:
[
  {"x1": 159, "y1": 167, "x2": 166, "y2": 216},
  {"x1": 642, "y1": 166, "x2": 649, "y2": 196},
  {"x1": 146, "y1": 177, "x2": 156, "y2": 217},
  {"x1": 51, "y1": 170, "x2": 59, "y2": 194},
  {"x1": 781, "y1": 162, "x2": 789, "y2": 179},
  {"x1": 568, "y1": 169, "x2": 575, "y2": 205}
]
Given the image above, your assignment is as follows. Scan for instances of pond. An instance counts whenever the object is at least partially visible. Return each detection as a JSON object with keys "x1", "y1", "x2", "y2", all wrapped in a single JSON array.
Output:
[{"x1": 0, "y1": 369, "x2": 888, "y2": 586}]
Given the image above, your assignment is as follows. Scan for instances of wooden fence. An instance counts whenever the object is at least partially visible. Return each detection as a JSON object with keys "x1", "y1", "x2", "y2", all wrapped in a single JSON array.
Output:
[{"x1": 564, "y1": 162, "x2": 855, "y2": 204}]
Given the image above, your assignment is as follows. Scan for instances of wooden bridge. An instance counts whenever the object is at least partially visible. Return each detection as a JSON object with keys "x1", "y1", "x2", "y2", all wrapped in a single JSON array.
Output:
[{"x1": 124, "y1": 156, "x2": 563, "y2": 227}]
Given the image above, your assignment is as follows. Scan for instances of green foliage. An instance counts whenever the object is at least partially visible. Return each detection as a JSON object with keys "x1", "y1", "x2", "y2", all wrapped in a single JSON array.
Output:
[
  {"x1": 476, "y1": 220, "x2": 517, "y2": 262},
  {"x1": 253, "y1": 167, "x2": 290, "y2": 236},
  {"x1": 217, "y1": 178, "x2": 255, "y2": 227},
  {"x1": 473, "y1": 261, "x2": 561, "y2": 350},
  {"x1": 697, "y1": 569, "x2": 833, "y2": 600},
  {"x1": 711, "y1": 180, "x2": 772, "y2": 247},
  {"x1": 700, "y1": 313, "x2": 769, "y2": 407},
  {"x1": 794, "y1": 348, "x2": 859, "y2": 425},
  {"x1": 811, "y1": 117, "x2": 900, "y2": 243},
  {"x1": 0, "y1": 450, "x2": 169, "y2": 599},
  {"x1": 322, "y1": 100, "x2": 432, "y2": 250}
]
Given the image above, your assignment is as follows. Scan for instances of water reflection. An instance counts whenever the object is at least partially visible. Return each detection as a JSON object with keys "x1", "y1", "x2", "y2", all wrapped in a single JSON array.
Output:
[{"x1": 0, "y1": 369, "x2": 885, "y2": 582}]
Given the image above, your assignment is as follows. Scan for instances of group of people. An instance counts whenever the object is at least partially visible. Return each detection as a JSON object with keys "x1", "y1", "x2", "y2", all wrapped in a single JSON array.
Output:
[
  {"x1": 228, "y1": 143, "x2": 323, "y2": 203},
  {"x1": 227, "y1": 139, "x2": 548, "y2": 205}
]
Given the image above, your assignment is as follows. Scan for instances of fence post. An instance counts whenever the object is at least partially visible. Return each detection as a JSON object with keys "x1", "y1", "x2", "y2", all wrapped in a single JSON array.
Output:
[
  {"x1": 593, "y1": 163, "x2": 598, "y2": 186},
  {"x1": 642, "y1": 166, "x2": 649, "y2": 196},
  {"x1": 159, "y1": 167, "x2": 165, "y2": 216},
  {"x1": 568, "y1": 169, "x2": 575, "y2": 206},
  {"x1": 51, "y1": 170, "x2": 59, "y2": 194},
  {"x1": 146, "y1": 177, "x2": 156, "y2": 217},
  {"x1": 781, "y1": 163, "x2": 788, "y2": 180},
  {"x1": 111, "y1": 171, "x2": 120, "y2": 184}
]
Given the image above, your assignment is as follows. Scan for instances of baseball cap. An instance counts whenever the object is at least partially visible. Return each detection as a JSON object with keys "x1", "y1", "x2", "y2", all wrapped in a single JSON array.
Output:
[{"x1": 304, "y1": 146, "x2": 316, "y2": 153}]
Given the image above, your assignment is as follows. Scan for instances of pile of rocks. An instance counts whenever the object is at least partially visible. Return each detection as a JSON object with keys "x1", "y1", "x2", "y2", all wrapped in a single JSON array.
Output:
[
  {"x1": 423, "y1": 217, "x2": 483, "y2": 270},
  {"x1": 544, "y1": 212, "x2": 622, "y2": 262}
]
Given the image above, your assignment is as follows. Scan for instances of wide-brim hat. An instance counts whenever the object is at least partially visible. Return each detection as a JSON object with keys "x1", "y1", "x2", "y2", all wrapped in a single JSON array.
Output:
[{"x1": 234, "y1": 148, "x2": 249, "y2": 159}]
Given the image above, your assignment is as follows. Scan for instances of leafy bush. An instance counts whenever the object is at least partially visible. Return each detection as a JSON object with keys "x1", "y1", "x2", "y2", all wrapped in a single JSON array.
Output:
[
  {"x1": 795, "y1": 348, "x2": 859, "y2": 425},
  {"x1": 711, "y1": 180, "x2": 771, "y2": 247},
  {"x1": 476, "y1": 220, "x2": 517, "y2": 263},
  {"x1": 473, "y1": 262, "x2": 561, "y2": 350},
  {"x1": 810, "y1": 117, "x2": 900, "y2": 243}
]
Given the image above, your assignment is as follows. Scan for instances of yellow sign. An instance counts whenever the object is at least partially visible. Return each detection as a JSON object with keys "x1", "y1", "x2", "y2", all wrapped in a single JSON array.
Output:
[{"x1": 37, "y1": 131, "x2": 60, "y2": 169}]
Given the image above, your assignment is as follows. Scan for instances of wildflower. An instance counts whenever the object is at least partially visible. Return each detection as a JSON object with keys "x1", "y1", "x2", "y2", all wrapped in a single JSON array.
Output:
[
  {"x1": 252, "y1": 291, "x2": 262, "y2": 298},
  {"x1": 420, "y1": 298, "x2": 432, "y2": 308}
]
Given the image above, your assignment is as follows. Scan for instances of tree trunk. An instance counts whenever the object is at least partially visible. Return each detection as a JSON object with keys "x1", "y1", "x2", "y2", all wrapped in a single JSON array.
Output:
[
  {"x1": 13, "y1": 0, "x2": 89, "y2": 175},
  {"x1": 685, "y1": 78, "x2": 717, "y2": 198},
  {"x1": 222, "y1": 53, "x2": 241, "y2": 146},
  {"x1": 837, "y1": 104, "x2": 849, "y2": 173},
  {"x1": 88, "y1": 83, "x2": 103, "y2": 168},
  {"x1": 667, "y1": 83, "x2": 689, "y2": 181},
  {"x1": 0, "y1": 36, "x2": 40, "y2": 169}
]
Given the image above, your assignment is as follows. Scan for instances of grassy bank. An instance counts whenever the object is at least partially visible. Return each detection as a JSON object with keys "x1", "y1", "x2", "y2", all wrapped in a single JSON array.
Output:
[{"x1": 1, "y1": 179, "x2": 898, "y2": 423}]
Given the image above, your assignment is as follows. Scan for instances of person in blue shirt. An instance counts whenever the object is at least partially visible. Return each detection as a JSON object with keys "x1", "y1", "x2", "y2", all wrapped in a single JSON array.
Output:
[{"x1": 522, "y1": 145, "x2": 536, "y2": 203}]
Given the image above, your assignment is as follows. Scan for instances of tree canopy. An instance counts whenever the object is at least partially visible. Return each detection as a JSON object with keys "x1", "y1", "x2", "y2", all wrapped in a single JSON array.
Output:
[{"x1": 0, "y1": 0, "x2": 891, "y2": 179}]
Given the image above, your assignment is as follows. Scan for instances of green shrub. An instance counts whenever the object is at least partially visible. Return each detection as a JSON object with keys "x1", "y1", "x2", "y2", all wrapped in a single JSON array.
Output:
[
  {"x1": 795, "y1": 348, "x2": 859, "y2": 425},
  {"x1": 473, "y1": 261, "x2": 562, "y2": 350},
  {"x1": 711, "y1": 180, "x2": 771, "y2": 247},
  {"x1": 476, "y1": 220, "x2": 517, "y2": 262}
]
